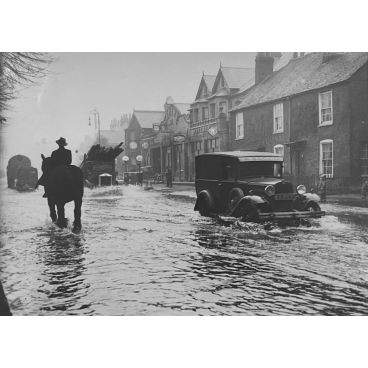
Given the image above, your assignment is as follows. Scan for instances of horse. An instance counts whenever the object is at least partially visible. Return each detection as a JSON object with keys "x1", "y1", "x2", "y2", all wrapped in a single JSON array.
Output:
[{"x1": 36, "y1": 154, "x2": 84, "y2": 232}]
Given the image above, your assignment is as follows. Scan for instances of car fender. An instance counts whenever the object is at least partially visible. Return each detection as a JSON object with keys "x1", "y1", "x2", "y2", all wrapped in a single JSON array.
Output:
[
  {"x1": 293, "y1": 192, "x2": 321, "y2": 211},
  {"x1": 194, "y1": 190, "x2": 216, "y2": 212},
  {"x1": 229, "y1": 195, "x2": 266, "y2": 217}
]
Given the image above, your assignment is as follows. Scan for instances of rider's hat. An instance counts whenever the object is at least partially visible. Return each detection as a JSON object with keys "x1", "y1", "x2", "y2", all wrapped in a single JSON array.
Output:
[{"x1": 56, "y1": 137, "x2": 68, "y2": 146}]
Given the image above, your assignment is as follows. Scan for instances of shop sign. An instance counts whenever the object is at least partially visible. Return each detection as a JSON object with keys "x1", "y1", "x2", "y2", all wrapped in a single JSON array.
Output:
[
  {"x1": 191, "y1": 124, "x2": 217, "y2": 136},
  {"x1": 142, "y1": 142, "x2": 150, "y2": 149},
  {"x1": 173, "y1": 135, "x2": 186, "y2": 142},
  {"x1": 208, "y1": 127, "x2": 218, "y2": 137}
]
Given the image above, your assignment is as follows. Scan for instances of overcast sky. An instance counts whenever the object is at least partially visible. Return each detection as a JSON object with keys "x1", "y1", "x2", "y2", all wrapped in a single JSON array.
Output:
[{"x1": 3, "y1": 52, "x2": 262, "y2": 169}]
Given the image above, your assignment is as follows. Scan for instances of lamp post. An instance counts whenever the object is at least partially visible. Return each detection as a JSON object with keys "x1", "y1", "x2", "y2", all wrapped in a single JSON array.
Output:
[
  {"x1": 122, "y1": 156, "x2": 129, "y2": 185},
  {"x1": 122, "y1": 156, "x2": 129, "y2": 172},
  {"x1": 136, "y1": 155, "x2": 143, "y2": 173},
  {"x1": 89, "y1": 108, "x2": 101, "y2": 144}
]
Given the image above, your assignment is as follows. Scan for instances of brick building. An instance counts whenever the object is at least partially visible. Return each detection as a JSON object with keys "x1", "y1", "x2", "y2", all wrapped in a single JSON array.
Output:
[
  {"x1": 229, "y1": 52, "x2": 368, "y2": 191},
  {"x1": 124, "y1": 110, "x2": 165, "y2": 172},
  {"x1": 141, "y1": 97, "x2": 191, "y2": 181}
]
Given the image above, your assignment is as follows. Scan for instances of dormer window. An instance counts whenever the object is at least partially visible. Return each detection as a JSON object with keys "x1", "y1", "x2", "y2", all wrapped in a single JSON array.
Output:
[{"x1": 203, "y1": 85, "x2": 207, "y2": 95}]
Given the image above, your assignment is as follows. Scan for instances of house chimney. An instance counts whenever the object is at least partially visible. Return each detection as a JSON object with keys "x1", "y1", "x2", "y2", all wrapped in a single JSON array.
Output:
[{"x1": 255, "y1": 52, "x2": 274, "y2": 85}]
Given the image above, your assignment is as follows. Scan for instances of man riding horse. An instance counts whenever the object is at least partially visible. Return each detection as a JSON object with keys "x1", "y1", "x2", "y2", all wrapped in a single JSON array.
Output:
[{"x1": 37, "y1": 137, "x2": 84, "y2": 232}]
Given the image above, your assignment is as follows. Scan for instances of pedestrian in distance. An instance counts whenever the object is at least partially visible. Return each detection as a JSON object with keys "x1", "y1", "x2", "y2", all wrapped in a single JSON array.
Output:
[
  {"x1": 317, "y1": 174, "x2": 327, "y2": 203},
  {"x1": 361, "y1": 178, "x2": 368, "y2": 199},
  {"x1": 165, "y1": 166, "x2": 172, "y2": 187}
]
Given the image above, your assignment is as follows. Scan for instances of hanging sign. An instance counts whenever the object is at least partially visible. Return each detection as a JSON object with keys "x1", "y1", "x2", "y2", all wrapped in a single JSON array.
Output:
[{"x1": 142, "y1": 142, "x2": 150, "y2": 149}]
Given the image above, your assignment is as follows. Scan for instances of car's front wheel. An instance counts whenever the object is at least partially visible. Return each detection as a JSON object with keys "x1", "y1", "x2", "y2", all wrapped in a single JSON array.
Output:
[
  {"x1": 241, "y1": 203, "x2": 260, "y2": 223},
  {"x1": 305, "y1": 202, "x2": 321, "y2": 212},
  {"x1": 229, "y1": 188, "x2": 244, "y2": 212}
]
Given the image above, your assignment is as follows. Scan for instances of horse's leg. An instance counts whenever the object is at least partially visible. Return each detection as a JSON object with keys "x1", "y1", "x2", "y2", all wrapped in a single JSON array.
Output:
[
  {"x1": 47, "y1": 197, "x2": 57, "y2": 222},
  {"x1": 56, "y1": 202, "x2": 67, "y2": 228},
  {"x1": 73, "y1": 198, "x2": 82, "y2": 230}
]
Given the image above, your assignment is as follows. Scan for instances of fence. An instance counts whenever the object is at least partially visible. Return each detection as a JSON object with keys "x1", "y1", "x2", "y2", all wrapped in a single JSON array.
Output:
[{"x1": 283, "y1": 175, "x2": 350, "y2": 194}]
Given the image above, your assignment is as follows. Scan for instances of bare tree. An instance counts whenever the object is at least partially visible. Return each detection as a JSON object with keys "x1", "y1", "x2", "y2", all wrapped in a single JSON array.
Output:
[{"x1": 0, "y1": 52, "x2": 55, "y2": 127}]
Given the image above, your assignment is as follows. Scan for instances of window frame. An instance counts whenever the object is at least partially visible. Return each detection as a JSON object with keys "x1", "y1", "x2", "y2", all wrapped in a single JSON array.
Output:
[
  {"x1": 320, "y1": 139, "x2": 333, "y2": 178},
  {"x1": 319, "y1": 90, "x2": 333, "y2": 126},
  {"x1": 235, "y1": 112, "x2": 244, "y2": 140},
  {"x1": 273, "y1": 102, "x2": 284, "y2": 133}
]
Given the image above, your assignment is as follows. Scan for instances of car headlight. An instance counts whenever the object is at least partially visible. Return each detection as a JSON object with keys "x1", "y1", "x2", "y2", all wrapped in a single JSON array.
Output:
[
  {"x1": 265, "y1": 185, "x2": 275, "y2": 196},
  {"x1": 297, "y1": 185, "x2": 306, "y2": 195}
]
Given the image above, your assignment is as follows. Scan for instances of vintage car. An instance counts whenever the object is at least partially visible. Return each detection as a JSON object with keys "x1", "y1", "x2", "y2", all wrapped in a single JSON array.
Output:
[{"x1": 194, "y1": 151, "x2": 325, "y2": 223}]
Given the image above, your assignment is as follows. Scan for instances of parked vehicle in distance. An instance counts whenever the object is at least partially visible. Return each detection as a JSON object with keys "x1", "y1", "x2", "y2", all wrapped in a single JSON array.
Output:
[
  {"x1": 194, "y1": 151, "x2": 325, "y2": 223},
  {"x1": 7, "y1": 154, "x2": 38, "y2": 191}
]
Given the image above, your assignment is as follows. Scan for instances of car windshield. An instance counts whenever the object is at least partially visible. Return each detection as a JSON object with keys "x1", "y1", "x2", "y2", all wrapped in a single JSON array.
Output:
[{"x1": 237, "y1": 161, "x2": 282, "y2": 179}]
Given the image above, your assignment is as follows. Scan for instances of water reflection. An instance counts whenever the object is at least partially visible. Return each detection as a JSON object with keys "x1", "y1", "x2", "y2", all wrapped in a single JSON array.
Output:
[{"x1": 36, "y1": 230, "x2": 91, "y2": 314}]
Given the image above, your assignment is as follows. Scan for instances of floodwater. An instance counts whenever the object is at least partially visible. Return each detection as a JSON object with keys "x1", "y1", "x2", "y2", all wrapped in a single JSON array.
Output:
[{"x1": 1, "y1": 180, "x2": 368, "y2": 315}]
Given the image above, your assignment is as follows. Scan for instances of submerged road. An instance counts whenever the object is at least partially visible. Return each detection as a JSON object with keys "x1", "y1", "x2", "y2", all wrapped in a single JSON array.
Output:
[{"x1": 1, "y1": 180, "x2": 368, "y2": 315}]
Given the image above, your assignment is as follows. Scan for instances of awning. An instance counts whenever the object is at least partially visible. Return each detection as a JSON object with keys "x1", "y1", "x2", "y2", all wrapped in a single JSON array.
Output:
[{"x1": 284, "y1": 139, "x2": 307, "y2": 148}]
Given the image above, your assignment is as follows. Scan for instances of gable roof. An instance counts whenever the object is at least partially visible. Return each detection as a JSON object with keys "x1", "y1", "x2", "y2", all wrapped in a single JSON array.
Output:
[
  {"x1": 203, "y1": 75, "x2": 216, "y2": 92},
  {"x1": 132, "y1": 110, "x2": 165, "y2": 128},
  {"x1": 194, "y1": 74, "x2": 217, "y2": 101},
  {"x1": 219, "y1": 67, "x2": 254, "y2": 89},
  {"x1": 230, "y1": 52, "x2": 368, "y2": 112}
]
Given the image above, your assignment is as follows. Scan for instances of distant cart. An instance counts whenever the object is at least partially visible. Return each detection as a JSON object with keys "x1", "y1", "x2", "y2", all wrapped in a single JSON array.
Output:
[{"x1": 80, "y1": 143, "x2": 124, "y2": 187}]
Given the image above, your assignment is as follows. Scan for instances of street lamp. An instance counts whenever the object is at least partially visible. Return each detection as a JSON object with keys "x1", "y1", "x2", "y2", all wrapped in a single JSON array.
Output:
[
  {"x1": 89, "y1": 108, "x2": 101, "y2": 145},
  {"x1": 122, "y1": 156, "x2": 129, "y2": 185},
  {"x1": 136, "y1": 155, "x2": 143, "y2": 173},
  {"x1": 122, "y1": 156, "x2": 129, "y2": 172}
]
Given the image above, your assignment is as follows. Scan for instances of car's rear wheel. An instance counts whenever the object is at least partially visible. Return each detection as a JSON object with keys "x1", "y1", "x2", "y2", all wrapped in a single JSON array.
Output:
[
  {"x1": 241, "y1": 203, "x2": 260, "y2": 223},
  {"x1": 198, "y1": 192, "x2": 215, "y2": 216},
  {"x1": 229, "y1": 188, "x2": 244, "y2": 212},
  {"x1": 305, "y1": 202, "x2": 321, "y2": 212}
]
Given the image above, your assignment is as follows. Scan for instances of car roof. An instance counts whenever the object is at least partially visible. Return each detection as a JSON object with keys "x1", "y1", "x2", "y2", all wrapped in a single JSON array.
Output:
[{"x1": 197, "y1": 151, "x2": 283, "y2": 161}]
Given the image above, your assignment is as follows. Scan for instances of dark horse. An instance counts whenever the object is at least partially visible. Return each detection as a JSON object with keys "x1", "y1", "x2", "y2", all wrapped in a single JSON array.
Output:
[{"x1": 36, "y1": 154, "x2": 84, "y2": 232}]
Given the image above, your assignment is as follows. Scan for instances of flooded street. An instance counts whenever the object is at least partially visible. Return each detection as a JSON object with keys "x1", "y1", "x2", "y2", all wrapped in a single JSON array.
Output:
[{"x1": 1, "y1": 180, "x2": 368, "y2": 316}]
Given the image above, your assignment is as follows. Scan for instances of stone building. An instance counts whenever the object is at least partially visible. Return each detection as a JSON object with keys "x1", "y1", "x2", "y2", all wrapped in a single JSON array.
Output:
[{"x1": 229, "y1": 52, "x2": 368, "y2": 191}]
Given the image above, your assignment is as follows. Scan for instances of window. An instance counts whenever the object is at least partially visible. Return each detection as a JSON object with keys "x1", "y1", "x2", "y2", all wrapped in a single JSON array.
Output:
[
  {"x1": 273, "y1": 103, "x2": 284, "y2": 133},
  {"x1": 320, "y1": 139, "x2": 333, "y2": 177},
  {"x1": 220, "y1": 76, "x2": 224, "y2": 87},
  {"x1": 235, "y1": 112, "x2": 244, "y2": 140},
  {"x1": 361, "y1": 141, "x2": 368, "y2": 176},
  {"x1": 210, "y1": 104, "x2": 216, "y2": 119},
  {"x1": 130, "y1": 131, "x2": 136, "y2": 141},
  {"x1": 203, "y1": 85, "x2": 207, "y2": 95},
  {"x1": 219, "y1": 101, "x2": 227, "y2": 114},
  {"x1": 195, "y1": 141, "x2": 202, "y2": 151},
  {"x1": 274, "y1": 144, "x2": 284, "y2": 157},
  {"x1": 202, "y1": 107, "x2": 209, "y2": 121},
  {"x1": 319, "y1": 91, "x2": 333, "y2": 125},
  {"x1": 194, "y1": 109, "x2": 199, "y2": 123}
]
